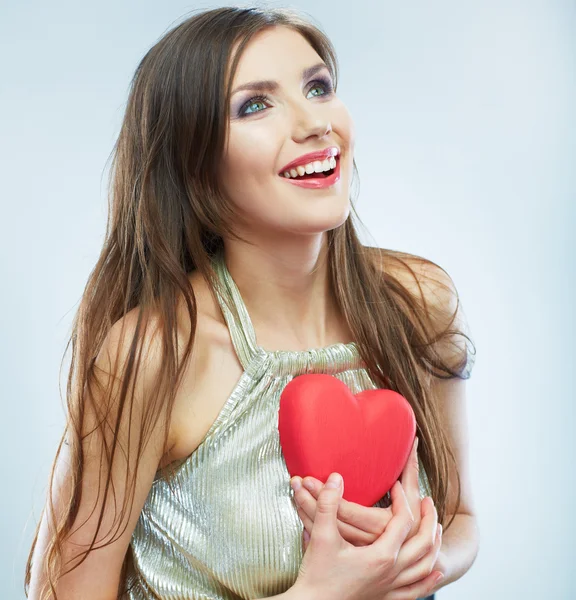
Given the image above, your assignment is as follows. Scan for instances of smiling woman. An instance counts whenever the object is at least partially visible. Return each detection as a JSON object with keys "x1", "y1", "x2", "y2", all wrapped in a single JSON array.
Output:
[
  {"x1": 221, "y1": 25, "x2": 354, "y2": 236},
  {"x1": 25, "y1": 6, "x2": 476, "y2": 600}
]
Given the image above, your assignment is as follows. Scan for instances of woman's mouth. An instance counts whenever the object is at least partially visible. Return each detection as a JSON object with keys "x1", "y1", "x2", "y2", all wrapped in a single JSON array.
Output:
[{"x1": 278, "y1": 155, "x2": 341, "y2": 190}]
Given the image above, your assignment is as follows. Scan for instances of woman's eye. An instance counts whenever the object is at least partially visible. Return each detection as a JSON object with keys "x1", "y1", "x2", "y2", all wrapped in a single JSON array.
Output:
[
  {"x1": 241, "y1": 95, "x2": 270, "y2": 117},
  {"x1": 307, "y1": 77, "x2": 334, "y2": 99},
  {"x1": 238, "y1": 78, "x2": 334, "y2": 117},
  {"x1": 308, "y1": 80, "x2": 331, "y2": 98}
]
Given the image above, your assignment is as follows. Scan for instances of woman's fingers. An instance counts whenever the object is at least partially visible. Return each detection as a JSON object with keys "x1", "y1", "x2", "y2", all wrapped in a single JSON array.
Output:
[
  {"x1": 392, "y1": 518, "x2": 443, "y2": 588},
  {"x1": 296, "y1": 503, "x2": 376, "y2": 546},
  {"x1": 394, "y1": 495, "x2": 439, "y2": 573},
  {"x1": 302, "y1": 528, "x2": 311, "y2": 552},
  {"x1": 293, "y1": 478, "x2": 380, "y2": 546},
  {"x1": 292, "y1": 436, "x2": 422, "y2": 554},
  {"x1": 384, "y1": 569, "x2": 444, "y2": 600},
  {"x1": 369, "y1": 480, "x2": 415, "y2": 559},
  {"x1": 296, "y1": 471, "x2": 444, "y2": 597},
  {"x1": 294, "y1": 476, "x2": 391, "y2": 540},
  {"x1": 296, "y1": 503, "x2": 314, "y2": 531},
  {"x1": 307, "y1": 472, "x2": 350, "y2": 549},
  {"x1": 399, "y1": 437, "x2": 422, "y2": 541}
]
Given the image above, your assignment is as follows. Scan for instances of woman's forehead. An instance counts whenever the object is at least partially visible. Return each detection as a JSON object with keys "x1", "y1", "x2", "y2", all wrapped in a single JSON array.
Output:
[{"x1": 229, "y1": 27, "x2": 321, "y2": 89}]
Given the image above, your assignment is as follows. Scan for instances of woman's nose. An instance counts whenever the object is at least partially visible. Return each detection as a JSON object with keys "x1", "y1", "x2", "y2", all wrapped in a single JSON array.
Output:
[{"x1": 293, "y1": 114, "x2": 332, "y2": 140}]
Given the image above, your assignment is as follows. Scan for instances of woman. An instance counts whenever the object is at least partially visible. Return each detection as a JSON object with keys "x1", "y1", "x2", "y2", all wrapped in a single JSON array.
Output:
[{"x1": 25, "y1": 6, "x2": 478, "y2": 600}]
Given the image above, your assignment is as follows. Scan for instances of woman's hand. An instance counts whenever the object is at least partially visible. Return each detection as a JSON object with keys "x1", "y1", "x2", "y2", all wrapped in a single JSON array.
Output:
[
  {"x1": 291, "y1": 438, "x2": 424, "y2": 547},
  {"x1": 290, "y1": 473, "x2": 443, "y2": 600},
  {"x1": 291, "y1": 437, "x2": 446, "y2": 593},
  {"x1": 292, "y1": 475, "x2": 390, "y2": 546}
]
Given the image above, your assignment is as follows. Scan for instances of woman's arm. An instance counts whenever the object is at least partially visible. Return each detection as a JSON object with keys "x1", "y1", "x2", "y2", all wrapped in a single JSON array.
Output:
[
  {"x1": 28, "y1": 312, "x2": 172, "y2": 600},
  {"x1": 399, "y1": 256, "x2": 479, "y2": 592},
  {"x1": 424, "y1": 374, "x2": 480, "y2": 594}
]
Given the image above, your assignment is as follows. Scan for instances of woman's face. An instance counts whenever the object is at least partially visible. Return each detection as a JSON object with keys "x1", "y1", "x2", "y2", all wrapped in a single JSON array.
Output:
[{"x1": 220, "y1": 26, "x2": 355, "y2": 239}]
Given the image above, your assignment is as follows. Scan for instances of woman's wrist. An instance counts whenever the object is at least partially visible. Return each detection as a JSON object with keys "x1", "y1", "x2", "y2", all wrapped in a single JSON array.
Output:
[
  {"x1": 259, "y1": 585, "x2": 310, "y2": 600},
  {"x1": 280, "y1": 581, "x2": 317, "y2": 600}
]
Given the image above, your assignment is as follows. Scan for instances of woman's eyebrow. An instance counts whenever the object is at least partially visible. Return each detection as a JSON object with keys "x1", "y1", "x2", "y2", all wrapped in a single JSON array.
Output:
[{"x1": 231, "y1": 62, "x2": 329, "y2": 96}]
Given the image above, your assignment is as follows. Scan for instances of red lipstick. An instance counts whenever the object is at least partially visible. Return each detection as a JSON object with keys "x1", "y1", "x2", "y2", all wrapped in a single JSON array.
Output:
[
  {"x1": 280, "y1": 152, "x2": 341, "y2": 190},
  {"x1": 278, "y1": 146, "x2": 339, "y2": 174}
]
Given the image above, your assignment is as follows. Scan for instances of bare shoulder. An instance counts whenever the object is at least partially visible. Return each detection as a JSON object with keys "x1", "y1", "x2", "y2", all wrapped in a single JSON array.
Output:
[
  {"x1": 366, "y1": 245, "x2": 455, "y2": 297},
  {"x1": 97, "y1": 269, "x2": 242, "y2": 469},
  {"x1": 161, "y1": 269, "x2": 245, "y2": 466},
  {"x1": 173, "y1": 268, "x2": 233, "y2": 349},
  {"x1": 365, "y1": 245, "x2": 471, "y2": 370},
  {"x1": 365, "y1": 245, "x2": 460, "y2": 318}
]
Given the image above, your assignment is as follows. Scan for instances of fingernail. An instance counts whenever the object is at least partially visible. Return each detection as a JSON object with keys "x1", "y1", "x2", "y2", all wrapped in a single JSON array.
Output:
[
  {"x1": 325, "y1": 473, "x2": 342, "y2": 488},
  {"x1": 434, "y1": 572, "x2": 444, "y2": 584},
  {"x1": 303, "y1": 479, "x2": 315, "y2": 492},
  {"x1": 290, "y1": 477, "x2": 302, "y2": 492}
]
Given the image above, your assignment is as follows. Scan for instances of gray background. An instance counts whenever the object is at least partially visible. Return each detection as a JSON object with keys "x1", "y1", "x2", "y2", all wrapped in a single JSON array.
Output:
[{"x1": 1, "y1": 0, "x2": 574, "y2": 598}]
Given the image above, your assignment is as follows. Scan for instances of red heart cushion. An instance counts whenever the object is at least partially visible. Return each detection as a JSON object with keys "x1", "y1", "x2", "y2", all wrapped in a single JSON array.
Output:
[{"x1": 279, "y1": 373, "x2": 416, "y2": 507}]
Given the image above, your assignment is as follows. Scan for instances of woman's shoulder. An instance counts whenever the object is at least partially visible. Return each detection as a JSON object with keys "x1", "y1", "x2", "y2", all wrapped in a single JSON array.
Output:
[
  {"x1": 103, "y1": 269, "x2": 238, "y2": 460},
  {"x1": 177, "y1": 268, "x2": 233, "y2": 349},
  {"x1": 364, "y1": 245, "x2": 473, "y2": 375},
  {"x1": 104, "y1": 270, "x2": 229, "y2": 378},
  {"x1": 364, "y1": 245, "x2": 456, "y2": 303},
  {"x1": 161, "y1": 269, "x2": 245, "y2": 464}
]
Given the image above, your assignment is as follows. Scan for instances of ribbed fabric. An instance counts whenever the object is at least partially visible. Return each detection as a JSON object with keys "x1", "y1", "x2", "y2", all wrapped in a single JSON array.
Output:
[{"x1": 122, "y1": 248, "x2": 433, "y2": 599}]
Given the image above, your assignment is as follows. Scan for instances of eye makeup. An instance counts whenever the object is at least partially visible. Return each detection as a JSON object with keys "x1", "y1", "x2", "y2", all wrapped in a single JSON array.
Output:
[{"x1": 235, "y1": 76, "x2": 334, "y2": 118}]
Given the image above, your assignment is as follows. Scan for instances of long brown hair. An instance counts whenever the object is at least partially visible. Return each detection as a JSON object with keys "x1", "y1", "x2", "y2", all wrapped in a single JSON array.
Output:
[{"x1": 25, "y1": 6, "x2": 476, "y2": 599}]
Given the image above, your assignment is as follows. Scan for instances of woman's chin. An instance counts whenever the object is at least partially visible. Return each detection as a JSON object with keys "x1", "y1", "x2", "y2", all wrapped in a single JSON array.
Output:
[{"x1": 292, "y1": 204, "x2": 350, "y2": 234}]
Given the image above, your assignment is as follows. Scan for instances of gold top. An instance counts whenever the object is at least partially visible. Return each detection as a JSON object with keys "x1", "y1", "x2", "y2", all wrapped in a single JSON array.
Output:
[{"x1": 122, "y1": 248, "x2": 433, "y2": 599}]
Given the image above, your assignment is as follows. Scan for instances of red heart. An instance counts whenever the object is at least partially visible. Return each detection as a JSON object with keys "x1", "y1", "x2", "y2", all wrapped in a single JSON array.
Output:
[{"x1": 279, "y1": 373, "x2": 416, "y2": 506}]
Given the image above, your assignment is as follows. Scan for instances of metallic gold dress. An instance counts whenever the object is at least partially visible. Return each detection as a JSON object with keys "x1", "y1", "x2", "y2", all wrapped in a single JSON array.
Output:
[{"x1": 122, "y1": 248, "x2": 442, "y2": 599}]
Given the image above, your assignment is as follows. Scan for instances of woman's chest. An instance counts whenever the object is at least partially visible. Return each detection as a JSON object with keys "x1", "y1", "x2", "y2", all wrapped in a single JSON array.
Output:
[{"x1": 139, "y1": 384, "x2": 303, "y2": 599}]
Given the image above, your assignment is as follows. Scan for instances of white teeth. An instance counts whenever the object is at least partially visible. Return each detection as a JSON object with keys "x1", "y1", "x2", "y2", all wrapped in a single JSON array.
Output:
[{"x1": 281, "y1": 155, "x2": 338, "y2": 178}]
